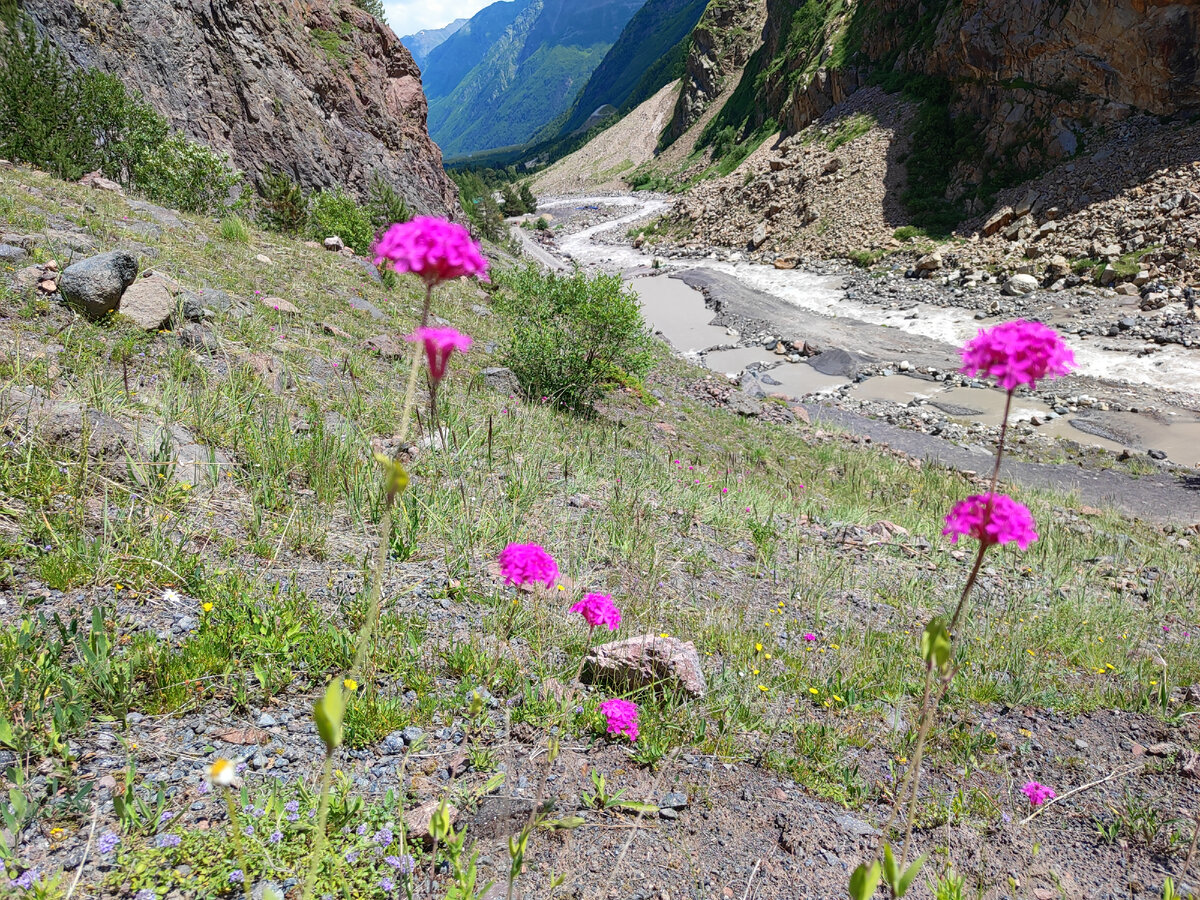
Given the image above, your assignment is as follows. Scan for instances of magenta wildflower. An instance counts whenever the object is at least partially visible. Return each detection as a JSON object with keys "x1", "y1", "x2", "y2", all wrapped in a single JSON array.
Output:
[
  {"x1": 405, "y1": 326, "x2": 471, "y2": 383},
  {"x1": 943, "y1": 493, "x2": 1038, "y2": 549},
  {"x1": 498, "y1": 543, "x2": 559, "y2": 587},
  {"x1": 960, "y1": 320, "x2": 1075, "y2": 391},
  {"x1": 570, "y1": 593, "x2": 621, "y2": 631},
  {"x1": 803, "y1": 633, "x2": 816, "y2": 642},
  {"x1": 372, "y1": 216, "x2": 489, "y2": 285},
  {"x1": 1022, "y1": 781, "x2": 1055, "y2": 806},
  {"x1": 599, "y1": 698, "x2": 639, "y2": 742}
]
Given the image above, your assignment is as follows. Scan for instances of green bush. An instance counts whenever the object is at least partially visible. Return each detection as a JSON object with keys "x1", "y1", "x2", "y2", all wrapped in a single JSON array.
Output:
[
  {"x1": 366, "y1": 174, "x2": 412, "y2": 231},
  {"x1": 308, "y1": 188, "x2": 374, "y2": 255},
  {"x1": 129, "y1": 132, "x2": 240, "y2": 214},
  {"x1": 258, "y1": 170, "x2": 308, "y2": 234},
  {"x1": 494, "y1": 265, "x2": 654, "y2": 411},
  {"x1": 451, "y1": 170, "x2": 504, "y2": 242},
  {"x1": 219, "y1": 215, "x2": 251, "y2": 243}
]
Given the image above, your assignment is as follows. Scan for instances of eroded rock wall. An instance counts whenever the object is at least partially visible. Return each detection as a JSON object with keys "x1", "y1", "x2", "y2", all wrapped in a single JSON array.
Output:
[{"x1": 24, "y1": 0, "x2": 459, "y2": 216}]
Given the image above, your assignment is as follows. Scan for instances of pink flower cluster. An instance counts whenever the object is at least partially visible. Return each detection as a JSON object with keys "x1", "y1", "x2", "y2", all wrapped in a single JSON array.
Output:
[
  {"x1": 960, "y1": 320, "x2": 1075, "y2": 391},
  {"x1": 943, "y1": 494, "x2": 1038, "y2": 550},
  {"x1": 406, "y1": 327, "x2": 471, "y2": 383},
  {"x1": 1022, "y1": 781, "x2": 1055, "y2": 806},
  {"x1": 570, "y1": 593, "x2": 621, "y2": 631},
  {"x1": 498, "y1": 543, "x2": 559, "y2": 588},
  {"x1": 372, "y1": 217, "x2": 489, "y2": 286},
  {"x1": 599, "y1": 698, "x2": 639, "y2": 742}
]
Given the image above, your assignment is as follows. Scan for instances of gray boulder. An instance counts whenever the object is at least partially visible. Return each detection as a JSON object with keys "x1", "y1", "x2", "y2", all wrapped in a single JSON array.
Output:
[
  {"x1": 59, "y1": 251, "x2": 138, "y2": 318},
  {"x1": 0, "y1": 243, "x2": 27, "y2": 264},
  {"x1": 181, "y1": 288, "x2": 236, "y2": 321},
  {"x1": 1002, "y1": 273, "x2": 1038, "y2": 296},
  {"x1": 809, "y1": 348, "x2": 861, "y2": 378},
  {"x1": 482, "y1": 367, "x2": 521, "y2": 396}
]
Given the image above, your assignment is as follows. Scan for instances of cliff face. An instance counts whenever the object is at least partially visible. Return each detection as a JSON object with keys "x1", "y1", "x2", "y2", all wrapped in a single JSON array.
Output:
[{"x1": 24, "y1": 0, "x2": 459, "y2": 216}]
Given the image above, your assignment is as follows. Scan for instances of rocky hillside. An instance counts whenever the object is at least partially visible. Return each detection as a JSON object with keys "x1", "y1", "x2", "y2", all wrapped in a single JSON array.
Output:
[
  {"x1": 703, "y1": 0, "x2": 1200, "y2": 216},
  {"x1": 662, "y1": 0, "x2": 766, "y2": 145},
  {"x1": 422, "y1": 0, "x2": 646, "y2": 157},
  {"x1": 23, "y1": 0, "x2": 458, "y2": 216}
]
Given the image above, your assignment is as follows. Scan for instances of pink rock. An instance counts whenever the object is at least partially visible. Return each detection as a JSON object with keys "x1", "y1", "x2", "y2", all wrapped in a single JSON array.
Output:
[
  {"x1": 404, "y1": 801, "x2": 459, "y2": 847},
  {"x1": 583, "y1": 635, "x2": 706, "y2": 699}
]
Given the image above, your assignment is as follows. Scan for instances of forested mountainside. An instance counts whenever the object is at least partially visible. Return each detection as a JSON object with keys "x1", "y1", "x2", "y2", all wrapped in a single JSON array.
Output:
[{"x1": 422, "y1": 0, "x2": 646, "y2": 157}]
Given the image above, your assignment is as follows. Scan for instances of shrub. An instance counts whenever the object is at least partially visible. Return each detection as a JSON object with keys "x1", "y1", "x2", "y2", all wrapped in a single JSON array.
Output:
[
  {"x1": 494, "y1": 265, "x2": 654, "y2": 410},
  {"x1": 258, "y1": 170, "x2": 308, "y2": 234},
  {"x1": 451, "y1": 170, "x2": 504, "y2": 242},
  {"x1": 366, "y1": 174, "x2": 412, "y2": 231},
  {"x1": 308, "y1": 188, "x2": 374, "y2": 255},
  {"x1": 353, "y1": 0, "x2": 386, "y2": 17},
  {"x1": 129, "y1": 132, "x2": 240, "y2": 214}
]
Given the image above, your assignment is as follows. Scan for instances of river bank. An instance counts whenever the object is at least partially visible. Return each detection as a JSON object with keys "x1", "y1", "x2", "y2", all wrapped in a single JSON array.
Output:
[{"x1": 515, "y1": 195, "x2": 1200, "y2": 520}]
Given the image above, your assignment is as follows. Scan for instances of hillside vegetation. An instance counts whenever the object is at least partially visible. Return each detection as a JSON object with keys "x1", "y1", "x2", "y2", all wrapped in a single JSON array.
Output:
[{"x1": 0, "y1": 153, "x2": 1198, "y2": 897}]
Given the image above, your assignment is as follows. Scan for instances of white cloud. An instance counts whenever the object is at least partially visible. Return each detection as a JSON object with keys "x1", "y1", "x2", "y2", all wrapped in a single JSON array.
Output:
[{"x1": 384, "y1": 0, "x2": 492, "y2": 37}]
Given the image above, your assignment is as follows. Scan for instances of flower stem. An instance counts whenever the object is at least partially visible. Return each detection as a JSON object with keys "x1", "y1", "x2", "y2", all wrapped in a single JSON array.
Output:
[
  {"x1": 301, "y1": 752, "x2": 336, "y2": 900},
  {"x1": 988, "y1": 390, "x2": 1013, "y2": 496},
  {"x1": 223, "y1": 789, "x2": 253, "y2": 900},
  {"x1": 420, "y1": 282, "x2": 433, "y2": 328},
  {"x1": 571, "y1": 625, "x2": 596, "y2": 686}
]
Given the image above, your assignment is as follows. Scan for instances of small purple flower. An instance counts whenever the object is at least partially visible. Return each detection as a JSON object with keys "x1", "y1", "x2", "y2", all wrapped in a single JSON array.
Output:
[
  {"x1": 379, "y1": 877, "x2": 395, "y2": 893},
  {"x1": 197, "y1": 780, "x2": 210, "y2": 795},
  {"x1": 155, "y1": 834, "x2": 181, "y2": 849},
  {"x1": 8, "y1": 868, "x2": 38, "y2": 890},
  {"x1": 97, "y1": 831, "x2": 120, "y2": 855},
  {"x1": 285, "y1": 800, "x2": 300, "y2": 813},
  {"x1": 229, "y1": 869, "x2": 244, "y2": 884},
  {"x1": 134, "y1": 890, "x2": 155, "y2": 900},
  {"x1": 242, "y1": 824, "x2": 254, "y2": 837},
  {"x1": 242, "y1": 803, "x2": 255, "y2": 814},
  {"x1": 269, "y1": 830, "x2": 283, "y2": 844},
  {"x1": 158, "y1": 811, "x2": 174, "y2": 824},
  {"x1": 251, "y1": 806, "x2": 265, "y2": 818},
  {"x1": 345, "y1": 849, "x2": 359, "y2": 864},
  {"x1": 356, "y1": 823, "x2": 369, "y2": 836},
  {"x1": 374, "y1": 827, "x2": 394, "y2": 846},
  {"x1": 385, "y1": 854, "x2": 415, "y2": 874}
]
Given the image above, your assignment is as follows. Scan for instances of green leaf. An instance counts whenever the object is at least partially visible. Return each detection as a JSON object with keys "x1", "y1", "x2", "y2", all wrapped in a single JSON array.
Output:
[
  {"x1": 920, "y1": 618, "x2": 952, "y2": 671},
  {"x1": 882, "y1": 843, "x2": 900, "y2": 893},
  {"x1": 313, "y1": 680, "x2": 345, "y2": 751},
  {"x1": 848, "y1": 861, "x2": 881, "y2": 900},
  {"x1": 897, "y1": 852, "x2": 928, "y2": 897},
  {"x1": 613, "y1": 801, "x2": 659, "y2": 814},
  {"x1": 540, "y1": 815, "x2": 586, "y2": 831}
]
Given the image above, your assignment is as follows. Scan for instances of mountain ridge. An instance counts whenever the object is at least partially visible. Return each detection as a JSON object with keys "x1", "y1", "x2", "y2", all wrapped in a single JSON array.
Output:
[{"x1": 400, "y1": 17, "x2": 468, "y2": 68}]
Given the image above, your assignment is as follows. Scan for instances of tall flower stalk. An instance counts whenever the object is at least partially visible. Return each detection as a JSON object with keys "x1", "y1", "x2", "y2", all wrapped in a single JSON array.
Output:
[
  {"x1": 296, "y1": 217, "x2": 487, "y2": 900},
  {"x1": 851, "y1": 320, "x2": 1075, "y2": 900}
]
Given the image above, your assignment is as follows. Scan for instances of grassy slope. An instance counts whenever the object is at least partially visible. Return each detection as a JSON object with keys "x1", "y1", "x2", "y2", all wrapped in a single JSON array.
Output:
[{"x1": 0, "y1": 166, "x2": 1197, "y2": 895}]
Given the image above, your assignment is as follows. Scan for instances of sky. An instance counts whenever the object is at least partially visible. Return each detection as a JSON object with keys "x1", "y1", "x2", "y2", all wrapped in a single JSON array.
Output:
[{"x1": 384, "y1": 0, "x2": 491, "y2": 37}]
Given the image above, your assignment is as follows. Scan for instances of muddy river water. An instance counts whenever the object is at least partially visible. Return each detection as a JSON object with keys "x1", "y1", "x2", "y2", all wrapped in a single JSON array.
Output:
[{"x1": 535, "y1": 196, "x2": 1200, "y2": 468}]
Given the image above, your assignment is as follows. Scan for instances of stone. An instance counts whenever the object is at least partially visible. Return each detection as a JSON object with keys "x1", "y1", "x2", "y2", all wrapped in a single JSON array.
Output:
[
  {"x1": 404, "y1": 801, "x2": 459, "y2": 848},
  {"x1": 582, "y1": 634, "x2": 706, "y2": 699},
  {"x1": 809, "y1": 348, "x2": 861, "y2": 377},
  {"x1": 660, "y1": 791, "x2": 688, "y2": 810},
  {"x1": 749, "y1": 223, "x2": 768, "y2": 249},
  {"x1": 260, "y1": 296, "x2": 298, "y2": 315},
  {"x1": 1044, "y1": 255, "x2": 1071, "y2": 281},
  {"x1": 821, "y1": 157, "x2": 843, "y2": 175},
  {"x1": 982, "y1": 206, "x2": 1015, "y2": 237},
  {"x1": 1001, "y1": 273, "x2": 1038, "y2": 296},
  {"x1": 11, "y1": 265, "x2": 43, "y2": 294},
  {"x1": 118, "y1": 279, "x2": 174, "y2": 330},
  {"x1": 0, "y1": 243, "x2": 27, "y2": 264},
  {"x1": 78, "y1": 170, "x2": 124, "y2": 194},
  {"x1": 1114, "y1": 282, "x2": 1139, "y2": 296},
  {"x1": 481, "y1": 367, "x2": 521, "y2": 395},
  {"x1": 181, "y1": 288, "x2": 236, "y2": 321},
  {"x1": 323, "y1": 236, "x2": 345, "y2": 252},
  {"x1": 774, "y1": 256, "x2": 798, "y2": 270},
  {"x1": 1099, "y1": 264, "x2": 1119, "y2": 286},
  {"x1": 915, "y1": 252, "x2": 942, "y2": 272},
  {"x1": 363, "y1": 334, "x2": 404, "y2": 358},
  {"x1": 178, "y1": 323, "x2": 217, "y2": 353},
  {"x1": 59, "y1": 251, "x2": 138, "y2": 318},
  {"x1": 727, "y1": 391, "x2": 763, "y2": 417},
  {"x1": 320, "y1": 321, "x2": 352, "y2": 339}
]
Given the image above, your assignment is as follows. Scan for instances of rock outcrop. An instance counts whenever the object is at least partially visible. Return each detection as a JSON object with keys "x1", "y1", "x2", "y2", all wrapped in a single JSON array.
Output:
[
  {"x1": 23, "y1": 0, "x2": 458, "y2": 216},
  {"x1": 664, "y1": 0, "x2": 768, "y2": 145}
]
